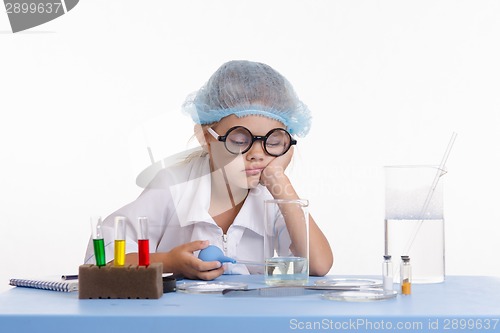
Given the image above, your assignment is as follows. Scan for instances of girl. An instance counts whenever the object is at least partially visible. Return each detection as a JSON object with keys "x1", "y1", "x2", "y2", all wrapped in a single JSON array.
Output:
[{"x1": 84, "y1": 60, "x2": 333, "y2": 279}]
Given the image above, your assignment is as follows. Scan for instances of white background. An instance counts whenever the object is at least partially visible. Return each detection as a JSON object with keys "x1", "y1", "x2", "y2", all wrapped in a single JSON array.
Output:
[{"x1": 1, "y1": 0, "x2": 499, "y2": 292}]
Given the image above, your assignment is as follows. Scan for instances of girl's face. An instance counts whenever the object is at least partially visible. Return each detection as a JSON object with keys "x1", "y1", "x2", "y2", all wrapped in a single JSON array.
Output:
[{"x1": 206, "y1": 115, "x2": 286, "y2": 190}]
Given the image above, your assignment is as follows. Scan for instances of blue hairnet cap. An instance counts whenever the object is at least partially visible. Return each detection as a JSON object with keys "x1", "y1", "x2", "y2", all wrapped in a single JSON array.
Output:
[{"x1": 182, "y1": 60, "x2": 312, "y2": 137}]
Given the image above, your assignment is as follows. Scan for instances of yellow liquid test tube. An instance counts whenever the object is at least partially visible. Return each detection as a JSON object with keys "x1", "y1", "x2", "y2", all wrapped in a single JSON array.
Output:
[
  {"x1": 114, "y1": 240, "x2": 126, "y2": 266},
  {"x1": 114, "y1": 216, "x2": 126, "y2": 266}
]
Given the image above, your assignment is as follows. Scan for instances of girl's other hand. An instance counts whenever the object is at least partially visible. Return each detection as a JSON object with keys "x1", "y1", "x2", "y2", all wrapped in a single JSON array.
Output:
[{"x1": 165, "y1": 240, "x2": 224, "y2": 280}]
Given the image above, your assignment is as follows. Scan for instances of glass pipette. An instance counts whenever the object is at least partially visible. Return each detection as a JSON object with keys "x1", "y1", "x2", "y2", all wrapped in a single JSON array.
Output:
[{"x1": 198, "y1": 245, "x2": 278, "y2": 266}]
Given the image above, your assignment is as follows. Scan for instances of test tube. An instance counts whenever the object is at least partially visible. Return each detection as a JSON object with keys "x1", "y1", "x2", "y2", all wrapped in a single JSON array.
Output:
[
  {"x1": 138, "y1": 216, "x2": 150, "y2": 266},
  {"x1": 114, "y1": 216, "x2": 126, "y2": 266},
  {"x1": 91, "y1": 217, "x2": 106, "y2": 267}
]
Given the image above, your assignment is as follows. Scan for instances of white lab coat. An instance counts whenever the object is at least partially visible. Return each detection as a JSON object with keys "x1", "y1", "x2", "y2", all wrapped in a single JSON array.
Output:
[{"x1": 84, "y1": 154, "x2": 290, "y2": 274}]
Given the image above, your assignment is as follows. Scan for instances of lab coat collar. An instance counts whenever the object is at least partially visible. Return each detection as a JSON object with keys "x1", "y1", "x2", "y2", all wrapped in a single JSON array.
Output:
[
  {"x1": 170, "y1": 155, "x2": 271, "y2": 237},
  {"x1": 231, "y1": 186, "x2": 271, "y2": 237}
]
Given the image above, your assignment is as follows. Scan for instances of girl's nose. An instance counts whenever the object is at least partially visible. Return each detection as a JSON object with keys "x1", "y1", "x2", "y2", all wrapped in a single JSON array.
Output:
[{"x1": 245, "y1": 140, "x2": 266, "y2": 160}]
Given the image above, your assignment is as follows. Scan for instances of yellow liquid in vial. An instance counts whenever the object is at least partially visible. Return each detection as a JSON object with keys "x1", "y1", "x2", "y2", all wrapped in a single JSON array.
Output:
[
  {"x1": 114, "y1": 240, "x2": 126, "y2": 266},
  {"x1": 401, "y1": 281, "x2": 412, "y2": 295}
]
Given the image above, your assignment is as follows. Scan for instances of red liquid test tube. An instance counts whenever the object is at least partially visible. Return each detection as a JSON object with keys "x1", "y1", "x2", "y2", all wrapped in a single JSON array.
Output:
[
  {"x1": 138, "y1": 217, "x2": 150, "y2": 266},
  {"x1": 138, "y1": 239, "x2": 150, "y2": 266}
]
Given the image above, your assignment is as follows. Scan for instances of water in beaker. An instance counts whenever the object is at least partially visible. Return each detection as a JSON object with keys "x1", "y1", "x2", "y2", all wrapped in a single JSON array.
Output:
[{"x1": 384, "y1": 165, "x2": 445, "y2": 283}]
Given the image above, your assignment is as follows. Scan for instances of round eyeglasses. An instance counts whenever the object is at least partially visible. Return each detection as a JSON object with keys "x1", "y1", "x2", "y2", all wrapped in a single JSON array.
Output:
[{"x1": 208, "y1": 126, "x2": 297, "y2": 157}]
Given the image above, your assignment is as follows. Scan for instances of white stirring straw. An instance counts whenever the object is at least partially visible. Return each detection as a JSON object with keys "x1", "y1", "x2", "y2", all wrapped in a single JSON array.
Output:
[{"x1": 402, "y1": 132, "x2": 458, "y2": 255}]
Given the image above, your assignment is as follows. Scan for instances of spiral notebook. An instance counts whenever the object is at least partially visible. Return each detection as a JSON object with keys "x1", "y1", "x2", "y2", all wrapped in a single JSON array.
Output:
[{"x1": 9, "y1": 277, "x2": 78, "y2": 292}]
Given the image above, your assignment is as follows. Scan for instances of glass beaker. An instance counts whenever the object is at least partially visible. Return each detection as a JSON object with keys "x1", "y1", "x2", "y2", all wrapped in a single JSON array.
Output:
[
  {"x1": 264, "y1": 199, "x2": 309, "y2": 286},
  {"x1": 384, "y1": 165, "x2": 445, "y2": 284}
]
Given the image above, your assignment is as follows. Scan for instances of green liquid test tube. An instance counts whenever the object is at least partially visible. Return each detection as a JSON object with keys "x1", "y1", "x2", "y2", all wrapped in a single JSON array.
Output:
[
  {"x1": 91, "y1": 216, "x2": 107, "y2": 267},
  {"x1": 93, "y1": 238, "x2": 106, "y2": 266}
]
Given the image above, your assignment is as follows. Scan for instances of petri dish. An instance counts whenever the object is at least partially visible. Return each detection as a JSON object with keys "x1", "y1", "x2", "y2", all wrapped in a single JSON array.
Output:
[
  {"x1": 176, "y1": 281, "x2": 248, "y2": 294},
  {"x1": 323, "y1": 289, "x2": 397, "y2": 302},
  {"x1": 315, "y1": 278, "x2": 382, "y2": 289}
]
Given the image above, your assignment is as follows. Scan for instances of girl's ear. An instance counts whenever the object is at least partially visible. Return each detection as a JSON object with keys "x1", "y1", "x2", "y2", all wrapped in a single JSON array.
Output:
[{"x1": 194, "y1": 124, "x2": 210, "y2": 152}]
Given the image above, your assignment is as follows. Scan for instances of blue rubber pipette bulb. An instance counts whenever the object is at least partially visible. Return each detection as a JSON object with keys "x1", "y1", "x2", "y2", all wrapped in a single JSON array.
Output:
[{"x1": 198, "y1": 245, "x2": 236, "y2": 264}]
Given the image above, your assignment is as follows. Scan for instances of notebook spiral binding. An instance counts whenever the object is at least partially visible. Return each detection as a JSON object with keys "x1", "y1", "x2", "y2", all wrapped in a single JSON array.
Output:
[{"x1": 9, "y1": 278, "x2": 78, "y2": 292}]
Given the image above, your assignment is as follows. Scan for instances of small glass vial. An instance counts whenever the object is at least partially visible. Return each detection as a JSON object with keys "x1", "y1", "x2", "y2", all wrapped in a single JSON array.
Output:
[
  {"x1": 382, "y1": 255, "x2": 393, "y2": 291},
  {"x1": 400, "y1": 255, "x2": 412, "y2": 295}
]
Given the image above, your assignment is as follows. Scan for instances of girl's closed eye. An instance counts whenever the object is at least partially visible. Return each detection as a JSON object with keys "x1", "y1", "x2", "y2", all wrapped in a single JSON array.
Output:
[
  {"x1": 230, "y1": 138, "x2": 249, "y2": 146},
  {"x1": 266, "y1": 140, "x2": 282, "y2": 148},
  {"x1": 229, "y1": 133, "x2": 250, "y2": 146}
]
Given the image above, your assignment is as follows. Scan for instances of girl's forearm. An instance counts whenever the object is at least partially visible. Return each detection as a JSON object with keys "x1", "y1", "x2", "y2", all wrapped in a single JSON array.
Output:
[{"x1": 308, "y1": 216, "x2": 334, "y2": 276}]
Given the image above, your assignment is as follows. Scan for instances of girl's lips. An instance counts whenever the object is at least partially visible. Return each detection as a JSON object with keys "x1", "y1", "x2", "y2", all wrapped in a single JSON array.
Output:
[{"x1": 244, "y1": 168, "x2": 264, "y2": 176}]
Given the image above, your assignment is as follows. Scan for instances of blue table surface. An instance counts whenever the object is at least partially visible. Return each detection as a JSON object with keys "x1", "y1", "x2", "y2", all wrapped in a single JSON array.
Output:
[{"x1": 1, "y1": 275, "x2": 500, "y2": 333}]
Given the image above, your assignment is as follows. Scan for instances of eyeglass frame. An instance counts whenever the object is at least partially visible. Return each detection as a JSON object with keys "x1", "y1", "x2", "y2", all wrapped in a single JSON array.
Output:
[{"x1": 207, "y1": 126, "x2": 297, "y2": 157}]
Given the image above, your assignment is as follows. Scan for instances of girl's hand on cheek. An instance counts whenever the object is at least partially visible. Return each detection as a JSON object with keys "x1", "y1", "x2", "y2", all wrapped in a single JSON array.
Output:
[{"x1": 259, "y1": 147, "x2": 294, "y2": 188}]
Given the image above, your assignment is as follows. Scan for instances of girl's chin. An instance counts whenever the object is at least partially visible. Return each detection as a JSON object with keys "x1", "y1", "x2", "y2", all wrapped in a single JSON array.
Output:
[
  {"x1": 226, "y1": 174, "x2": 261, "y2": 190},
  {"x1": 245, "y1": 178, "x2": 261, "y2": 189}
]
